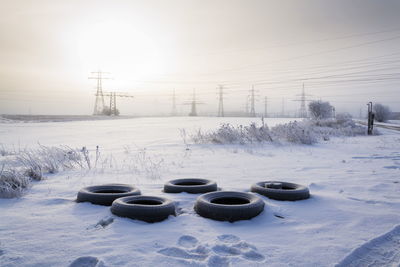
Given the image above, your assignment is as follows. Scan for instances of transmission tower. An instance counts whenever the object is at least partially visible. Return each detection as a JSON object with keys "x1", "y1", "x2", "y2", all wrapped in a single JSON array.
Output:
[
  {"x1": 281, "y1": 97, "x2": 285, "y2": 117},
  {"x1": 190, "y1": 89, "x2": 197, "y2": 116},
  {"x1": 249, "y1": 85, "x2": 256, "y2": 117},
  {"x1": 264, "y1": 96, "x2": 268, "y2": 118},
  {"x1": 88, "y1": 71, "x2": 111, "y2": 115},
  {"x1": 217, "y1": 85, "x2": 225, "y2": 117},
  {"x1": 102, "y1": 91, "x2": 134, "y2": 116},
  {"x1": 183, "y1": 89, "x2": 204, "y2": 116},
  {"x1": 293, "y1": 83, "x2": 313, "y2": 118},
  {"x1": 171, "y1": 89, "x2": 177, "y2": 116}
]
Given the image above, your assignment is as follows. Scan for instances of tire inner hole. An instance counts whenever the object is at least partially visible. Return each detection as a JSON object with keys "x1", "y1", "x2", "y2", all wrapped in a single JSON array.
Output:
[
  {"x1": 211, "y1": 197, "x2": 250, "y2": 205},
  {"x1": 175, "y1": 181, "x2": 206, "y2": 186},
  {"x1": 95, "y1": 189, "x2": 128, "y2": 194},
  {"x1": 128, "y1": 200, "x2": 162, "y2": 205}
]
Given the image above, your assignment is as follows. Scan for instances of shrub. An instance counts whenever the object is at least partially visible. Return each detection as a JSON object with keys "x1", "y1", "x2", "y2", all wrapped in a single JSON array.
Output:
[
  {"x1": 191, "y1": 123, "x2": 273, "y2": 145},
  {"x1": 308, "y1": 100, "x2": 334, "y2": 120},
  {"x1": 271, "y1": 121, "x2": 317, "y2": 145},
  {"x1": 0, "y1": 167, "x2": 30, "y2": 198},
  {"x1": 188, "y1": 116, "x2": 366, "y2": 146},
  {"x1": 373, "y1": 103, "x2": 391, "y2": 122}
]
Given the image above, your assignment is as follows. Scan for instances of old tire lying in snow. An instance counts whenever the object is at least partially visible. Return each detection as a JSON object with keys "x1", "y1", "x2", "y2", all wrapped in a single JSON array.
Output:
[
  {"x1": 250, "y1": 181, "x2": 310, "y2": 201},
  {"x1": 111, "y1": 195, "x2": 175, "y2": 223},
  {"x1": 77, "y1": 184, "x2": 141, "y2": 206},
  {"x1": 194, "y1": 191, "x2": 264, "y2": 222},
  {"x1": 164, "y1": 178, "x2": 218, "y2": 194}
]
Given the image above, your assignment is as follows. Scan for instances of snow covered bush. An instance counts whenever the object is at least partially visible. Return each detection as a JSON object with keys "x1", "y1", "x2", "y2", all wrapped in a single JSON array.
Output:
[
  {"x1": 271, "y1": 121, "x2": 317, "y2": 145},
  {"x1": 373, "y1": 103, "x2": 391, "y2": 122},
  {"x1": 191, "y1": 123, "x2": 273, "y2": 145},
  {"x1": 0, "y1": 167, "x2": 30, "y2": 198},
  {"x1": 189, "y1": 116, "x2": 366, "y2": 146},
  {"x1": 308, "y1": 100, "x2": 333, "y2": 120}
]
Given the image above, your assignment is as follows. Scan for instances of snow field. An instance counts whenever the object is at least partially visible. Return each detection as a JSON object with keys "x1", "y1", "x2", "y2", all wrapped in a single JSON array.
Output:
[{"x1": 0, "y1": 117, "x2": 400, "y2": 266}]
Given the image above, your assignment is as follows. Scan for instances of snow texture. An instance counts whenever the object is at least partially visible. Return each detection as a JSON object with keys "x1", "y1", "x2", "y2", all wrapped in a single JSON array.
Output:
[
  {"x1": 0, "y1": 117, "x2": 399, "y2": 266},
  {"x1": 336, "y1": 225, "x2": 400, "y2": 267}
]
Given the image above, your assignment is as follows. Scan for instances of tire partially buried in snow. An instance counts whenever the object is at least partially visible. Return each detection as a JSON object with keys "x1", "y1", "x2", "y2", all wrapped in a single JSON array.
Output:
[
  {"x1": 251, "y1": 181, "x2": 310, "y2": 201},
  {"x1": 194, "y1": 191, "x2": 264, "y2": 222},
  {"x1": 164, "y1": 178, "x2": 218, "y2": 194},
  {"x1": 77, "y1": 184, "x2": 141, "y2": 206},
  {"x1": 111, "y1": 195, "x2": 176, "y2": 223}
]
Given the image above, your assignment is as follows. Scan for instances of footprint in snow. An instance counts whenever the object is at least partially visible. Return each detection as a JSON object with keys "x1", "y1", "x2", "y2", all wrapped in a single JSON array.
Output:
[
  {"x1": 178, "y1": 235, "x2": 199, "y2": 248},
  {"x1": 157, "y1": 234, "x2": 265, "y2": 265},
  {"x1": 157, "y1": 247, "x2": 208, "y2": 261},
  {"x1": 207, "y1": 255, "x2": 230, "y2": 267},
  {"x1": 241, "y1": 250, "x2": 265, "y2": 261},
  {"x1": 217, "y1": 234, "x2": 241, "y2": 243},
  {"x1": 69, "y1": 256, "x2": 105, "y2": 267}
]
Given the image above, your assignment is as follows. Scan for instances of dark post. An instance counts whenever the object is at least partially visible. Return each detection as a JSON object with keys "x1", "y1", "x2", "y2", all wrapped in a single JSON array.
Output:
[{"x1": 367, "y1": 102, "x2": 374, "y2": 135}]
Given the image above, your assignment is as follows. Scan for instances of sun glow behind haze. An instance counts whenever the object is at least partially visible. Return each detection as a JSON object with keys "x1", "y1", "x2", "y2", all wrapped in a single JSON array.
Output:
[{"x1": 74, "y1": 19, "x2": 167, "y2": 90}]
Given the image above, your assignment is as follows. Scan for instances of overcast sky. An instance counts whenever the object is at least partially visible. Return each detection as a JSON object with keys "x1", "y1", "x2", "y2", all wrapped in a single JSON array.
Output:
[{"x1": 1, "y1": 0, "x2": 399, "y2": 116}]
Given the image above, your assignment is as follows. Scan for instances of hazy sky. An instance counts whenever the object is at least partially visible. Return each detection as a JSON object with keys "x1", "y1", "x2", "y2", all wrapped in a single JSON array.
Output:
[{"x1": 1, "y1": 0, "x2": 399, "y2": 116}]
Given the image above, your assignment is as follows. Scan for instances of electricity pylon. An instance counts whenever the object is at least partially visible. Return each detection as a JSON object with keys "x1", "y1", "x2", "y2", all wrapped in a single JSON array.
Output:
[
  {"x1": 248, "y1": 85, "x2": 259, "y2": 117},
  {"x1": 217, "y1": 85, "x2": 225, "y2": 117},
  {"x1": 293, "y1": 83, "x2": 312, "y2": 118},
  {"x1": 89, "y1": 71, "x2": 111, "y2": 115},
  {"x1": 171, "y1": 89, "x2": 177, "y2": 116},
  {"x1": 102, "y1": 91, "x2": 134, "y2": 116},
  {"x1": 183, "y1": 89, "x2": 204, "y2": 116}
]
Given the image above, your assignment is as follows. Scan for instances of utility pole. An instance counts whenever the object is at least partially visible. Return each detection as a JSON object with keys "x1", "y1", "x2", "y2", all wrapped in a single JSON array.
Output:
[
  {"x1": 367, "y1": 102, "x2": 374, "y2": 135},
  {"x1": 264, "y1": 96, "x2": 268, "y2": 118},
  {"x1": 281, "y1": 97, "x2": 285, "y2": 117},
  {"x1": 217, "y1": 85, "x2": 225, "y2": 117},
  {"x1": 89, "y1": 71, "x2": 111, "y2": 115},
  {"x1": 249, "y1": 85, "x2": 256, "y2": 117},
  {"x1": 171, "y1": 89, "x2": 177, "y2": 116}
]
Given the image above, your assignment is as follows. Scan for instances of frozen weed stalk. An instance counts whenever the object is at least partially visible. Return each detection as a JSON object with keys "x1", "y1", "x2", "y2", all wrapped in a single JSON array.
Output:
[{"x1": 188, "y1": 116, "x2": 366, "y2": 145}]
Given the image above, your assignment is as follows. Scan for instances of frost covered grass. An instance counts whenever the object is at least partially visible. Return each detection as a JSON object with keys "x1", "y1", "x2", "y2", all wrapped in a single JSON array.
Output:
[
  {"x1": 0, "y1": 144, "x2": 165, "y2": 198},
  {"x1": 189, "y1": 115, "x2": 367, "y2": 145},
  {"x1": 17, "y1": 145, "x2": 89, "y2": 180},
  {"x1": 0, "y1": 167, "x2": 30, "y2": 198},
  {"x1": 0, "y1": 145, "x2": 90, "y2": 198}
]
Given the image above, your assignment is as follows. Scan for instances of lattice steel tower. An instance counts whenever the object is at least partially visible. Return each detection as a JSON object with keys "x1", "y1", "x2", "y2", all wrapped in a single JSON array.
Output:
[
  {"x1": 299, "y1": 83, "x2": 307, "y2": 118},
  {"x1": 217, "y1": 85, "x2": 225, "y2": 117},
  {"x1": 89, "y1": 71, "x2": 111, "y2": 115}
]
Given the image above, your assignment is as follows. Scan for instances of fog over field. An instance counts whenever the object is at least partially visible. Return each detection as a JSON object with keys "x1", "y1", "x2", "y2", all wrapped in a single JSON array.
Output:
[{"x1": 0, "y1": 0, "x2": 399, "y2": 116}]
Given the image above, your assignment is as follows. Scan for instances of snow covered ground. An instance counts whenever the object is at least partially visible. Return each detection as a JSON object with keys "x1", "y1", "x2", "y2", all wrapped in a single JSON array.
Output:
[{"x1": 1, "y1": 117, "x2": 400, "y2": 266}]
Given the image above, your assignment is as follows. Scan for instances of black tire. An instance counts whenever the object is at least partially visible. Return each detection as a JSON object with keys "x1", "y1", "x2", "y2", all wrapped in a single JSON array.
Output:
[
  {"x1": 77, "y1": 184, "x2": 141, "y2": 206},
  {"x1": 164, "y1": 178, "x2": 218, "y2": 194},
  {"x1": 111, "y1": 195, "x2": 175, "y2": 223},
  {"x1": 194, "y1": 191, "x2": 264, "y2": 222},
  {"x1": 251, "y1": 181, "x2": 310, "y2": 201}
]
